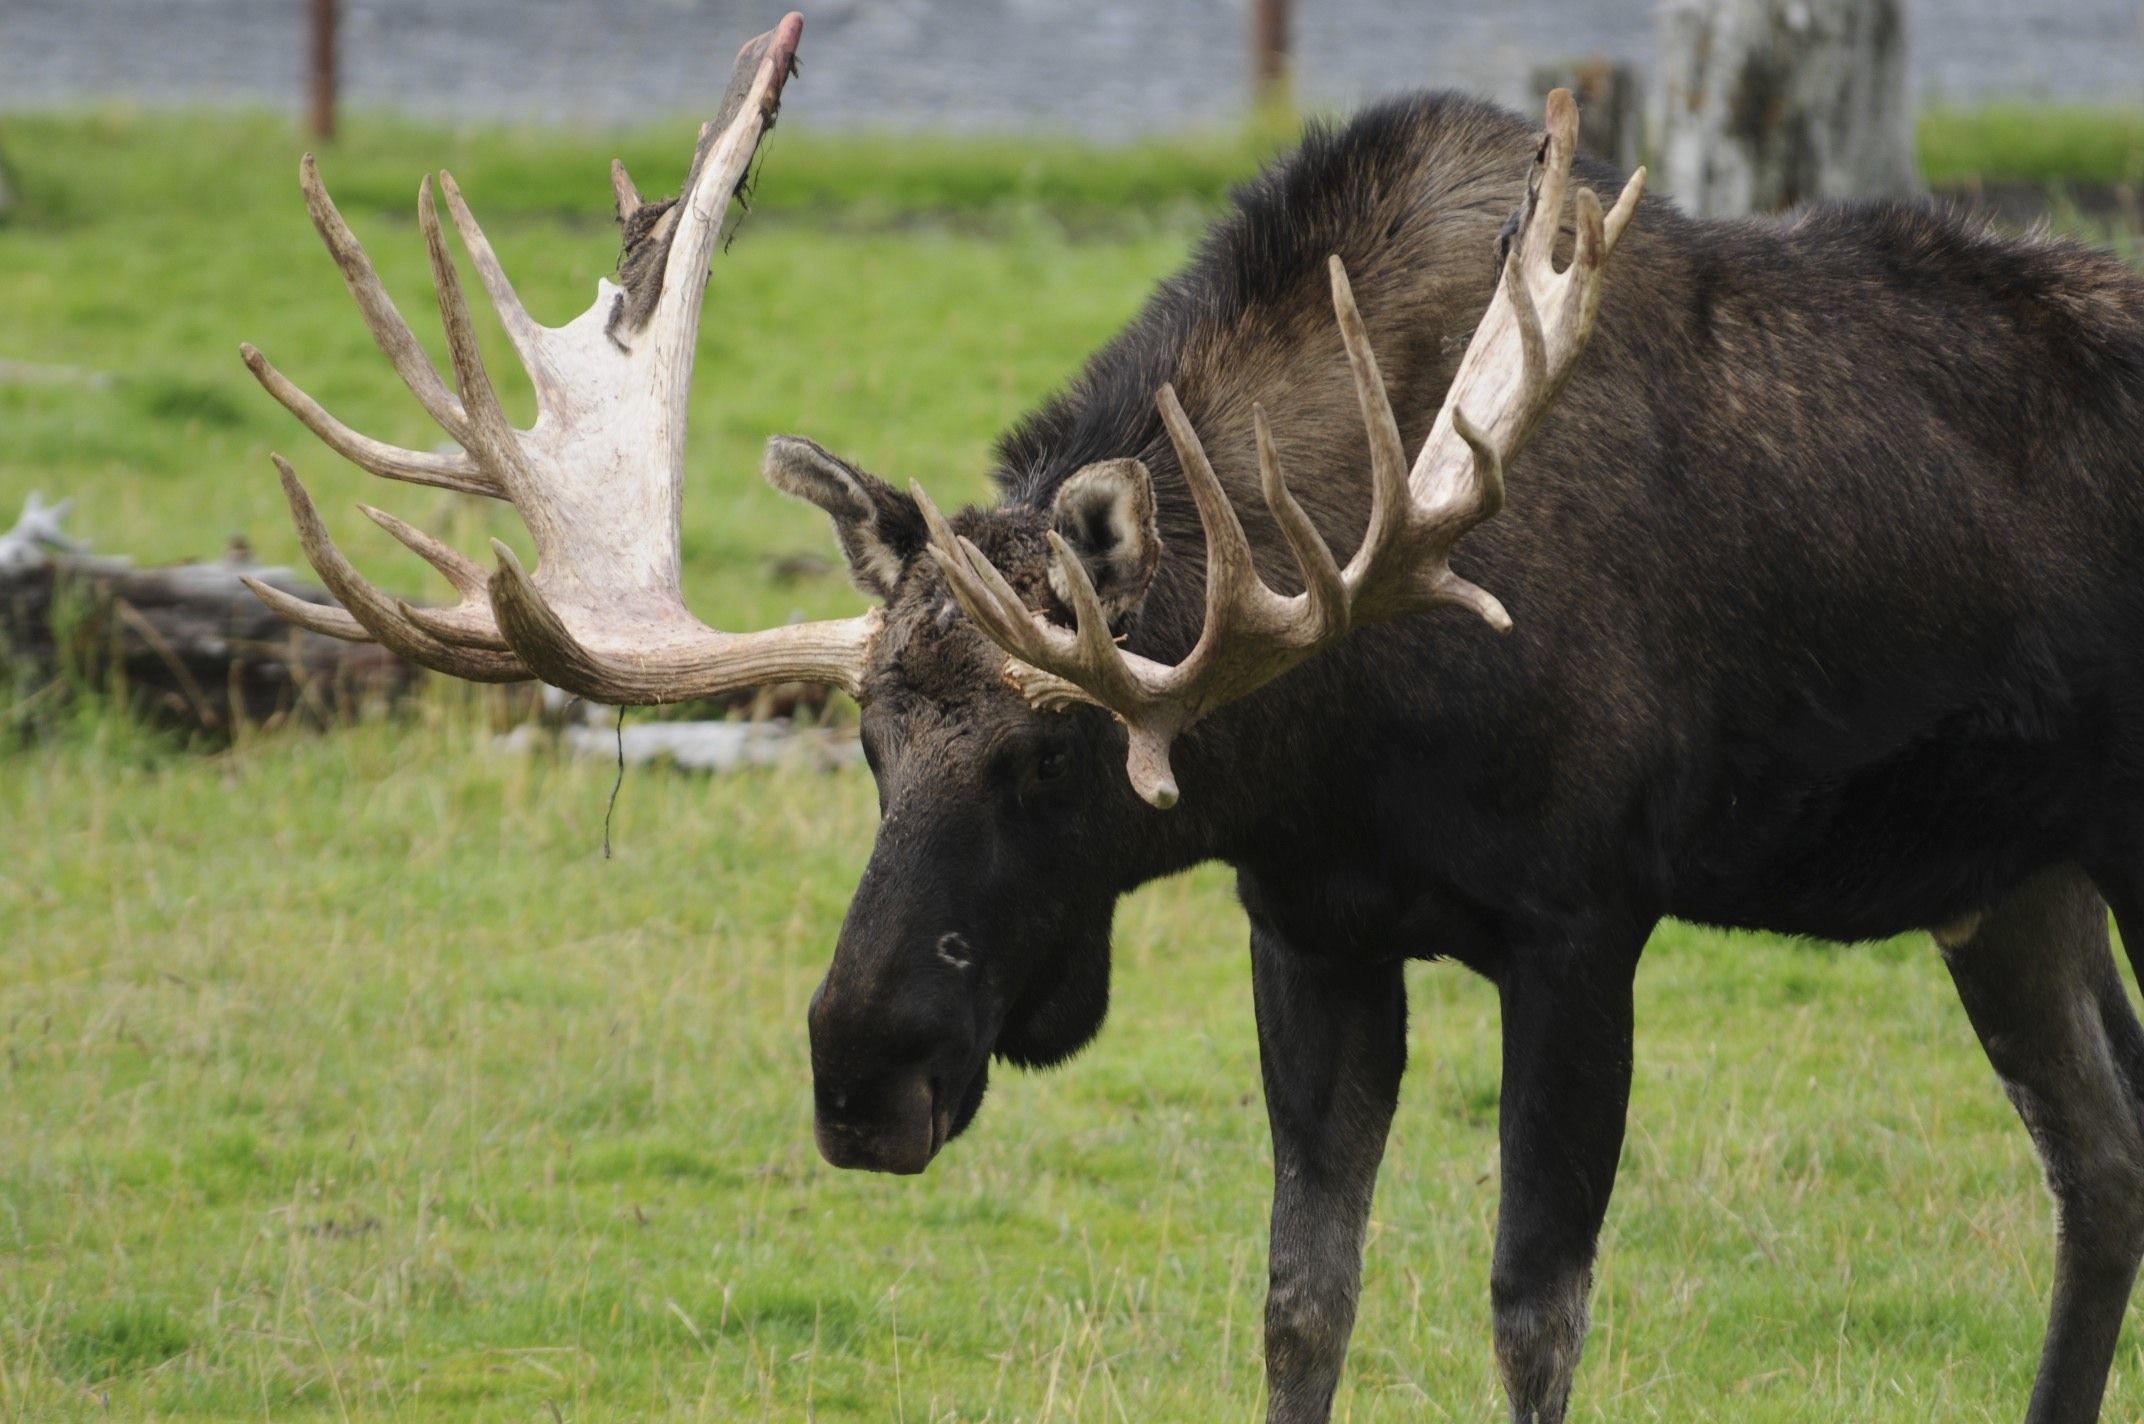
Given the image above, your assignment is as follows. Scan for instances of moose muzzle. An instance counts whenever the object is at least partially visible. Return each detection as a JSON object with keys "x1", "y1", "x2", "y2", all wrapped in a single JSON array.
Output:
[{"x1": 811, "y1": 1068, "x2": 945, "y2": 1175}]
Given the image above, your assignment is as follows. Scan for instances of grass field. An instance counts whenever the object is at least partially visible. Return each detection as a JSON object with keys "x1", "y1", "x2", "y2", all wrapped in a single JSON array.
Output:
[
  {"x1": 5, "y1": 107, "x2": 2144, "y2": 1421},
  {"x1": 1918, "y1": 105, "x2": 2144, "y2": 188}
]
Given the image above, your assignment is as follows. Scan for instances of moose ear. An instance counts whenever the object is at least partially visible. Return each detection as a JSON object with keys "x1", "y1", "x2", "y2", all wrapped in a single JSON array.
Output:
[
  {"x1": 1049, "y1": 458, "x2": 1160, "y2": 621},
  {"x1": 763, "y1": 437, "x2": 926, "y2": 602}
]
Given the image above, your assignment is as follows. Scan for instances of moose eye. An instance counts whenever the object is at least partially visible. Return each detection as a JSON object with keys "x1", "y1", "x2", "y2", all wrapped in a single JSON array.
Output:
[{"x1": 1034, "y1": 746, "x2": 1072, "y2": 785}]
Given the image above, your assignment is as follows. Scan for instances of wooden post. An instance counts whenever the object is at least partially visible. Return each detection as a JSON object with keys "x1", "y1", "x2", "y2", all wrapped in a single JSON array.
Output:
[
  {"x1": 1253, "y1": 0, "x2": 1291, "y2": 109},
  {"x1": 308, "y1": 0, "x2": 339, "y2": 142}
]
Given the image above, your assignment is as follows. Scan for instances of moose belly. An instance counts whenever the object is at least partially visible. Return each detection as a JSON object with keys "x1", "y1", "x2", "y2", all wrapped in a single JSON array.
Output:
[{"x1": 1663, "y1": 721, "x2": 2095, "y2": 944}]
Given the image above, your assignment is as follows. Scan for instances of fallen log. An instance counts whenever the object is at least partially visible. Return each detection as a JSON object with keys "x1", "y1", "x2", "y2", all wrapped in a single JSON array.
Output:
[{"x1": 1, "y1": 495, "x2": 418, "y2": 731}]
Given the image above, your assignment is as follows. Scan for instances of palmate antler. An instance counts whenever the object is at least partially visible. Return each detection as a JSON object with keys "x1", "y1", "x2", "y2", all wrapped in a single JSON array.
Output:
[
  {"x1": 240, "y1": 13, "x2": 878, "y2": 702},
  {"x1": 920, "y1": 90, "x2": 1644, "y2": 809}
]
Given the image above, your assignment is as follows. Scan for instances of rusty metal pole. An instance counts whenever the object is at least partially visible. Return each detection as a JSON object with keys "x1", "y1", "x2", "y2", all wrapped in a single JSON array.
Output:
[
  {"x1": 308, "y1": 0, "x2": 339, "y2": 141},
  {"x1": 1253, "y1": 0, "x2": 1291, "y2": 108}
]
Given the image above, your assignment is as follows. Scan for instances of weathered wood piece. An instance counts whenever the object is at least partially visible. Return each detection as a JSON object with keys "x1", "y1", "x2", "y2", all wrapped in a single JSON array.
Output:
[
  {"x1": 499, "y1": 712, "x2": 859, "y2": 774},
  {"x1": 1, "y1": 497, "x2": 416, "y2": 729},
  {"x1": 1655, "y1": 0, "x2": 1922, "y2": 218}
]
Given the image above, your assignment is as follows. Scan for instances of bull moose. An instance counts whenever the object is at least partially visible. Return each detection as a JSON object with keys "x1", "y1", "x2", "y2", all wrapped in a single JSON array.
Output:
[{"x1": 239, "y1": 13, "x2": 2144, "y2": 1423}]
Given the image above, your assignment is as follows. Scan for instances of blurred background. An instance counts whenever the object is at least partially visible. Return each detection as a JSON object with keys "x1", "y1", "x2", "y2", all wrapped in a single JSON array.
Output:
[
  {"x1": 7, "y1": 5, "x2": 2144, "y2": 1422},
  {"x1": 5, "y1": 0, "x2": 2139, "y2": 133}
]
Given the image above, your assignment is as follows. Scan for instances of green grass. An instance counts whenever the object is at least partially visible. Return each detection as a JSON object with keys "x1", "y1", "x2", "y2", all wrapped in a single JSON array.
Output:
[
  {"x1": 1919, "y1": 104, "x2": 2144, "y2": 188},
  {"x1": 5, "y1": 708, "x2": 2137, "y2": 1420},
  {"x1": 6, "y1": 109, "x2": 2144, "y2": 1421}
]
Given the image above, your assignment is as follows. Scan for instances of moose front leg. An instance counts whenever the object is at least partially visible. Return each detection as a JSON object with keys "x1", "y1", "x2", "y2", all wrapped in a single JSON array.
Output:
[
  {"x1": 1248, "y1": 916, "x2": 1408, "y2": 1423},
  {"x1": 1489, "y1": 930, "x2": 1643, "y2": 1424}
]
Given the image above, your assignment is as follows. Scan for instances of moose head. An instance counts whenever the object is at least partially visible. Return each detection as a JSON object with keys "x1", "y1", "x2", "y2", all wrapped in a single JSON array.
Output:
[{"x1": 239, "y1": 13, "x2": 1640, "y2": 1175}]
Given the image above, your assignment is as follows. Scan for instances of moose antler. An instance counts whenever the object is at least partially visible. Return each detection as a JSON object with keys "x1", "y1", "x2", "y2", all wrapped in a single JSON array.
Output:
[
  {"x1": 922, "y1": 90, "x2": 1644, "y2": 808},
  {"x1": 240, "y1": 13, "x2": 879, "y2": 701}
]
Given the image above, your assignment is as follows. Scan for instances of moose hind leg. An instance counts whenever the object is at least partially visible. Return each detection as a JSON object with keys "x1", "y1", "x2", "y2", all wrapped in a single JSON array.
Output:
[{"x1": 1941, "y1": 866, "x2": 2144, "y2": 1424}]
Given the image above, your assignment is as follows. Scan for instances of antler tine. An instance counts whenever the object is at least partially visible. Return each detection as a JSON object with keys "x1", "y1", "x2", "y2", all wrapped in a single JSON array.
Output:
[
  {"x1": 484, "y1": 540, "x2": 618, "y2": 694},
  {"x1": 911, "y1": 480, "x2": 1128, "y2": 715},
  {"x1": 1045, "y1": 531, "x2": 1145, "y2": 692},
  {"x1": 354, "y1": 504, "x2": 511, "y2": 650},
  {"x1": 397, "y1": 597, "x2": 509, "y2": 650},
  {"x1": 1572, "y1": 185, "x2": 1607, "y2": 274},
  {"x1": 957, "y1": 533, "x2": 1059, "y2": 665},
  {"x1": 913, "y1": 484, "x2": 1042, "y2": 660},
  {"x1": 239, "y1": 343, "x2": 500, "y2": 498},
  {"x1": 1425, "y1": 403, "x2": 1515, "y2": 632},
  {"x1": 1566, "y1": 186, "x2": 1612, "y2": 362},
  {"x1": 437, "y1": 171, "x2": 550, "y2": 392},
  {"x1": 239, "y1": 575, "x2": 374, "y2": 642},
  {"x1": 1522, "y1": 88, "x2": 1578, "y2": 271},
  {"x1": 648, "y1": 12, "x2": 804, "y2": 358},
  {"x1": 270, "y1": 457, "x2": 528, "y2": 681},
  {"x1": 1448, "y1": 408, "x2": 1508, "y2": 529},
  {"x1": 1334, "y1": 255, "x2": 1512, "y2": 629},
  {"x1": 359, "y1": 503, "x2": 488, "y2": 599},
  {"x1": 416, "y1": 176, "x2": 525, "y2": 473},
  {"x1": 1603, "y1": 167, "x2": 1646, "y2": 254},
  {"x1": 610, "y1": 159, "x2": 644, "y2": 223},
  {"x1": 1252, "y1": 403, "x2": 1347, "y2": 641},
  {"x1": 1326, "y1": 257, "x2": 1415, "y2": 590},
  {"x1": 927, "y1": 545, "x2": 1030, "y2": 661},
  {"x1": 1156, "y1": 385, "x2": 1270, "y2": 630},
  {"x1": 1502, "y1": 245, "x2": 1549, "y2": 401},
  {"x1": 299, "y1": 154, "x2": 469, "y2": 440},
  {"x1": 907, "y1": 479, "x2": 964, "y2": 576}
]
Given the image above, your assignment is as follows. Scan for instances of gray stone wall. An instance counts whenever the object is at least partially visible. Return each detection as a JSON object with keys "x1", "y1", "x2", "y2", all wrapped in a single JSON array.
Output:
[{"x1": 4, "y1": 0, "x2": 2140, "y2": 137}]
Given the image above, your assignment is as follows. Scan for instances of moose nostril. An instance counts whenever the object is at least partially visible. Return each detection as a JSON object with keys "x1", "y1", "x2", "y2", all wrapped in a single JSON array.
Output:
[{"x1": 935, "y1": 932, "x2": 974, "y2": 970}]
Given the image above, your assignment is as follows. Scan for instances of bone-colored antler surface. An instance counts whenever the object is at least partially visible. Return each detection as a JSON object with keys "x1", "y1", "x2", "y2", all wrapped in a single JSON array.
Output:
[
  {"x1": 240, "y1": 12, "x2": 879, "y2": 701},
  {"x1": 924, "y1": 90, "x2": 1644, "y2": 808}
]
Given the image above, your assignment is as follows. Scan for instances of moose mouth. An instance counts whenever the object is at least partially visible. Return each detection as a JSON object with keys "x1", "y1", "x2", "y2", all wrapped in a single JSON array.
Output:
[{"x1": 813, "y1": 1057, "x2": 990, "y2": 1175}]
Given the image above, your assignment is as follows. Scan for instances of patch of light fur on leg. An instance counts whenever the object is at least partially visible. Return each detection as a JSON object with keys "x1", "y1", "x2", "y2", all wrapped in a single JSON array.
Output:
[
  {"x1": 1262, "y1": 1229, "x2": 1364, "y2": 1418},
  {"x1": 1494, "y1": 1269, "x2": 1592, "y2": 1424}
]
